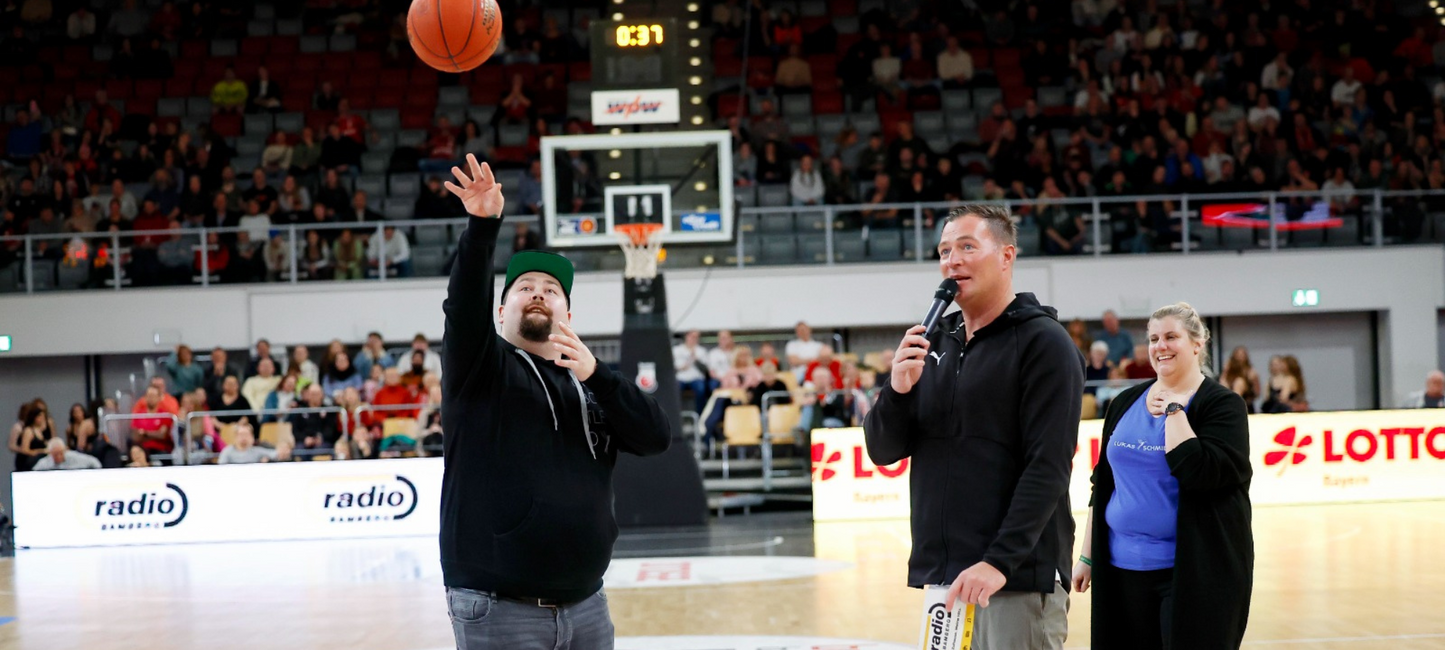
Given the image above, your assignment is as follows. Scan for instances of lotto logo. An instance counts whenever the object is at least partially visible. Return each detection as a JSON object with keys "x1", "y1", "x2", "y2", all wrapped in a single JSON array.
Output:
[
  {"x1": 811, "y1": 443, "x2": 907, "y2": 482},
  {"x1": 1264, "y1": 427, "x2": 1312, "y2": 474}
]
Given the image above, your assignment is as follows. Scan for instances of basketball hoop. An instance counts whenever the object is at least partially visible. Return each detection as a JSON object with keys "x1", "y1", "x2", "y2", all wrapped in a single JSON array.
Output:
[{"x1": 615, "y1": 223, "x2": 665, "y2": 280}]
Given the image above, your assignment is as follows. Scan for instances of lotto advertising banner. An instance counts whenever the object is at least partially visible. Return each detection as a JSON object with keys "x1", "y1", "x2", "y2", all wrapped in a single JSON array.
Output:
[
  {"x1": 812, "y1": 410, "x2": 1445, "y2": 522},
  {"x1": 12, "y1": 458, "x2": 443, "y2": 549}
]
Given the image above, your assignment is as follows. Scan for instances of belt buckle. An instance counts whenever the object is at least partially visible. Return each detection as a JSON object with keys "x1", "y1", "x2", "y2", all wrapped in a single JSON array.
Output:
[{"x1": 536, "y1": 598, "x2": 558, "y2": 609}]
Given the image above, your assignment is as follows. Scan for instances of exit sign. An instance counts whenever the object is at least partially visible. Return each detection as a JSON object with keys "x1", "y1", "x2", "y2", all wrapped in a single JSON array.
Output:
[
  {"x1": 1292, "y1": 289, "x2": 1319, "y2": 307},
  {"x1": 0, "y1": 335, "x2": 10, "y2": 352}
]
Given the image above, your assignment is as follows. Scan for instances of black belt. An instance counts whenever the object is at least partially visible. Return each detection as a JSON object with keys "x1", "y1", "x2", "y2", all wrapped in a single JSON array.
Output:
[{"x1": 495, "y1": 593, "x2": 583, "y2": 608}]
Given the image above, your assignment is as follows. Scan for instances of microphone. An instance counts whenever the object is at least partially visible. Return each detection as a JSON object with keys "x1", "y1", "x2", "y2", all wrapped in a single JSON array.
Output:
[{"x1": 920, "y1": 278, "x2": 959, "y2": 338}]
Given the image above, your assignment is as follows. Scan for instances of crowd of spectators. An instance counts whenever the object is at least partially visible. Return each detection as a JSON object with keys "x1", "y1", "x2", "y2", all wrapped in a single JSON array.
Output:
[
  {"x1": 715, "y1": 0, "x2": 1445, "y2": 252},
  {"x1": 0, "y1": 0, "x2": 566, "y2": 287},
  {"x1": 8, "y1": 331, "x2": 447, "y2": 470},
  {"x1": 12, "y1": 313, "x2": 1445, "y2": 471}
]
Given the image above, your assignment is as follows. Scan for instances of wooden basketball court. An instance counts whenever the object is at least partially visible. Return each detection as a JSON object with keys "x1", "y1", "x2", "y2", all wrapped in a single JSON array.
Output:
[{"x1": 0, "y1": 501, "x2": 1440, "y2": 649}]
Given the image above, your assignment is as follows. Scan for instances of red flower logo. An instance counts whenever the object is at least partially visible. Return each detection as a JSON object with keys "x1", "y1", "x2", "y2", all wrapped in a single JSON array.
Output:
[
  {"x1": 811, "y1": 443, "x2": 842, "y2": 481},
  {"x1": 1264, "y1": 427, "x2": 1312, "y2": 475}
]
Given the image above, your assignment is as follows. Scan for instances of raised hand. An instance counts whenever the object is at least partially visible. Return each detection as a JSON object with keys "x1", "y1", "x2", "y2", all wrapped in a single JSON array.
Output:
[
  {"x1": 443, "y1": 153, "x2": 505, "y2": 218},
  {"x1": 550, "y1": 322, "x2": 597, "y2": 382}
]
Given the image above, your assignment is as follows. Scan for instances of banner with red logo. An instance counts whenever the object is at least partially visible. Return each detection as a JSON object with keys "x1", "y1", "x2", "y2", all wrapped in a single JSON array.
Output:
[{"x1": 814, "y1": 410, "x2": 1445, "y2": 522}]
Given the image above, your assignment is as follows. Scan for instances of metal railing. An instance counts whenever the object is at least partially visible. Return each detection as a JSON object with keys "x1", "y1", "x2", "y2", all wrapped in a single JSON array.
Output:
[
  {"x1": 2, "y1": 188, "x2": 1442, "y2": 294},
  {"x1": 353, "y1": 402, "x2": 438, "y2": 456},
  {"x1": 98, "y1": 412, "x2": 181, "y2": 465},
  {"x1": 184, "y1": 406, "x2": 350, "y2": 464}
]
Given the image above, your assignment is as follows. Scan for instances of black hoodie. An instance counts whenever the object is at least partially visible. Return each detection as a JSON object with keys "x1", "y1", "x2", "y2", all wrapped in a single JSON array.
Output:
[
  {"x1": 865, "y1": 293, "x2": 1084, "y2": 594},
  {"x1": 439, "y1": 217, "x2": 671, "y2": 602}
]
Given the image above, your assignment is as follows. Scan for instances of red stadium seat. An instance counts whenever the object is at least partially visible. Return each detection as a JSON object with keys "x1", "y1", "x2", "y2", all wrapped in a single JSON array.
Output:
[
  {"x1": 134, "y1": 80, "x2": 163, "y2": 101},
  {"x1": 567, "y1": 62, "x2": 591, "y2": 83},
  {"x1": 967, "y1": 48, "x2": 992, "y2": 68},
  {"x1": 127, "y1": 98, "x2": 156, "y2": 117},
  {"x1": 828, "y1": 0, "x2": 857, "y2": 16},
  {"x1": 241, "y1": 37, "x2": 268, "y2": 56},
  {"x1": 713, "y1": 38, "x2": 738, "y2": 59},
  {"x1": 908, "y1": 93, "x2": 940, "y2": 110},
  {"x1": 835, "y1": 33, "x2": 861, "y2": 56},
  {"x1": 211, "y1": 113, "x2": 243, "y2": 138},
  {"x1": 714, "y1": 57, "x2": 743, "y2": 78},
  {"x1": 174, "y1": 59, "x2": 201, "y2": 80},
  {"x1": 181, "y1": 41, "x2": 207, "y2": 59},
  {"x1": 373, "y1": 90, "x2": 405, "y2": 107},
  {"x1": 378, "y1": 69, "x2": 410, "y2": 89},
  {"x1": 268, "y1": 36, "x2": 298, "y2": 55},
  {"x1": 717, "y1": 94, "x2": 748, "y2": 118},
  {"x1": 812, "y1": 91, "x2": 843, "y2": 114},
  {"x1": 799, "y1": 16, "x2": 829, "y2": 33},
  {"x1": 163, "y1": 78, "x2": 193, "y2": 98},
  {"x1": 879, "y1": 110, "x2": 912, "y2": 139},
  {"x1": 401, "y1": 109, "x2": 432, "y2": 130},
  {"x1": 105, "y1": 79, "x2": 132, "y2": 100}
]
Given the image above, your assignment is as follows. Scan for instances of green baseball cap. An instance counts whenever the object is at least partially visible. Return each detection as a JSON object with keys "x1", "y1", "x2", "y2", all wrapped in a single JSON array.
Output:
[{"x1": 503, "y1": 250, "x2": 574, "y2": 306}]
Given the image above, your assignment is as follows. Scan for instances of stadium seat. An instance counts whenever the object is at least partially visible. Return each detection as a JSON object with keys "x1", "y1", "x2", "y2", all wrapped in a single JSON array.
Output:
[
  {"x1": 760, "y1": 235, "x2": 798, "y2": 265},
  {"x1": 299, "y1": 34, "x2": 327, "y2": 53},
  {"x1": 413, "y1": 246, "x2": 449, "y2": 277},
  {"x1": 973, "y1": 87, "x2": 1003, "y2": 109},
  {"x1": 798, "y1": 233, "x2": 827, "y2": 263},
  {"x1": 438, "y1": 86, "x2": 469, "y2": 107},
  {"x1": 157, "y1": 98, "x2": 185, "y2": 117},
  {"x1": 397, "y1": 129, "x2": 427, "y2": 148},
  {"x1": 356, "y1": 176, "x2": 386, "y2": 198},
  {"x1": 758, "y1": 213, "x2": 794, "y2": 234},
  {"x1": 758, "y1": 185, "x2": 789, "y2": 207},
  {"x1": 389, "y1": 175, "x2": 420, "y2": 198},
  {"x1": 868, "y1": 230, "x2": 903, "y2": 261},
  {"x1": 244, "y1": 114, "x2": 274, "y2": 135},
  {"x1": 274, "y1": 112, "x2": 303, "y2": 133},
  {"x1": 211, "y1": 40, "x2": 238, "y2": 57},
  {"x1": 833, "y1": 234, "x2": 866, "y2": 262},
  {"x1": 329, "y1": 34, "x2": 357, "y2": 52},
  {"x1": 361, "y1": 152, "x2": 390, "y2": 174}
]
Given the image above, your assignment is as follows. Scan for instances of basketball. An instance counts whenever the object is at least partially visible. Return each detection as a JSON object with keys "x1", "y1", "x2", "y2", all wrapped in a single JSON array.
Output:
[{"x1": 406, "y1": 0, "x2": 502, "y2": 73}]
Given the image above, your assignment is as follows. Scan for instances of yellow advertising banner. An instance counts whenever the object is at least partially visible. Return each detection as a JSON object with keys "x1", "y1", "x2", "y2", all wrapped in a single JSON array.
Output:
[{"x1": 812, "y1": 410, "x2": 1445, "y2": 522}]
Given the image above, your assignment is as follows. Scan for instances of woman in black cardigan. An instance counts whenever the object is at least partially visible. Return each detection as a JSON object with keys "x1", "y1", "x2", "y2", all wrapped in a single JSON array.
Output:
[{"x1": 1072, "y1": 302, "x2": 1254, "y2": 650}]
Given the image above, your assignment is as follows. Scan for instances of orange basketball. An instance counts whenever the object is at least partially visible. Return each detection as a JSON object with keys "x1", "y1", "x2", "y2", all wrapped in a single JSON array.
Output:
[{"x1": 407, "y1": 0, "x2": 503, "y2": 73}]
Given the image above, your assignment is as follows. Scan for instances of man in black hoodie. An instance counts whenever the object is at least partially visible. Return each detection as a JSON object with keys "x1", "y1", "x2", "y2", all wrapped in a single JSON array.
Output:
[
  {"x1": 438, "y1": 154, "x2": 671, "y2": 649},
  {"x1": 865, "y1": 204, "x2": 1083, "y2": 650}
]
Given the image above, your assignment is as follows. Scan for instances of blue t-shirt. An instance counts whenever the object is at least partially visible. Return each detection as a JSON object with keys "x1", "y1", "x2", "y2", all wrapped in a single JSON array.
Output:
[{"x1": 1105, "y1": 394, "x2": 1184, "y2": 570}]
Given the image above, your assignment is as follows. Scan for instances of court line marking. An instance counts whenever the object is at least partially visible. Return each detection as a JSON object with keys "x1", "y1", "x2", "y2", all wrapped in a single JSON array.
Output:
[{"x1": 613, "y1": 537, "x2": 786, "y2": 557}]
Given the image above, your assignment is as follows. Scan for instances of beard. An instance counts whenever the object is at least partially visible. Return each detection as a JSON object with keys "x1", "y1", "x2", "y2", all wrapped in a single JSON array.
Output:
[{"x1": 518, "y1": 308, "x2": 554, "y2": 342}]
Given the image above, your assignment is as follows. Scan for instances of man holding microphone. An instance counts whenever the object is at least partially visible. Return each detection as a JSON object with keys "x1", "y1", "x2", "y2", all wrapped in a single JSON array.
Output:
[
  {"x1": 865, "y1": 205, "x2": 1084, "y2": 649},
  {"x1": 438, "y1": 154, "x2": 672, "y2": 649}
]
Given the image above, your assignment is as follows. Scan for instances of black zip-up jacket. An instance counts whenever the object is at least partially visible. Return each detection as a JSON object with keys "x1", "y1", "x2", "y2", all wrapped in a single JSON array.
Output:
[
  {"x1": 864, "y1": 293, "x2": 1084, "y2": 594},
  {"x1": 439, "y1": 217, "x2": 671, "y2": 602}
]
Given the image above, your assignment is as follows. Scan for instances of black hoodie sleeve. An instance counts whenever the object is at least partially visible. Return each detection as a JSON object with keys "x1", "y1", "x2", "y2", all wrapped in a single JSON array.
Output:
[
  {"x1": 1166, "y1": 387, "x2": 1252, "y2": 491},
  {"x1": 982, "y1": 329, "x2": 1084, "y2": 579},
  {"x1": 583, "y1": 363, "x2": 671, "y2": 456},
  {"x1": 864, "y1": 384, "x2": 920, "y2": 466},
  {"x1": 442, "y1": 217, "x2": 504, "y2": 396}
]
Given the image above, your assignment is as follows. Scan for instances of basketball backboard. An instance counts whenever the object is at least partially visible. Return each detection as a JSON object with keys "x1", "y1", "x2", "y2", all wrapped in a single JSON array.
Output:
[{"x1": 540, "y1": 130, "x2": 734, "y2": 248}]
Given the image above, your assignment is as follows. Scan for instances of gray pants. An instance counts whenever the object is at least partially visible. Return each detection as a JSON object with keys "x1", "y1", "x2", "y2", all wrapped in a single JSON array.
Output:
[
  {"x1": 447, "y1": 588, "x2": 614, "y2": 650},
  {"x1": 972, "y1": 581, "x2": 1070, "y2": 650}
]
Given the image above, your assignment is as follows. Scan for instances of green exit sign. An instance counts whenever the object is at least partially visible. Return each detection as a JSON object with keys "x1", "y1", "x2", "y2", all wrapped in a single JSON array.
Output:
[
  {"x1": 1292, "y1": 289, "x2": 1319, "y2": 307},
  {"x1": 0, "y1": 335, "x2": 10, "y2": 352}
]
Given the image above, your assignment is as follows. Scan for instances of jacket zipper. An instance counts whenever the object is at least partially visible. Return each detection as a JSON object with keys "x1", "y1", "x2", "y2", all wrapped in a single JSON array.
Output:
[{"x1": 941, "y1": 327, "x2": 969, "y2": 582}]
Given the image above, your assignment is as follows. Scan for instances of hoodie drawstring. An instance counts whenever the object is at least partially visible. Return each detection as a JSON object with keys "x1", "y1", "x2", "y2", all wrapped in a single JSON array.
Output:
[{"x1": 514, "y1": 350, "x2": 597, "y2": 460}]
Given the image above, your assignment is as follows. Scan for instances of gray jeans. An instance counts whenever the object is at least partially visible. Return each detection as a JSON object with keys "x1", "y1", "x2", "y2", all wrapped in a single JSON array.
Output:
[
  {"x1": 971, "y1": 581, "x2": 1070, "y2": 650},
  {"x1": 447, "y1": 588, "x2": 614, "y2": 650}
]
